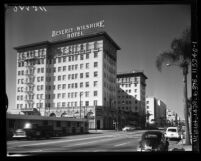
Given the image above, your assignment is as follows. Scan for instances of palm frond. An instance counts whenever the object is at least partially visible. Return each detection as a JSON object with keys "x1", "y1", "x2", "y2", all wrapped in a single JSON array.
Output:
[
  {"x1": 156, "y1": 51, "x2": 179, "y2": 72},
  {"x1": 171, "y1": 38, "x2": 191, "y2": 61}
]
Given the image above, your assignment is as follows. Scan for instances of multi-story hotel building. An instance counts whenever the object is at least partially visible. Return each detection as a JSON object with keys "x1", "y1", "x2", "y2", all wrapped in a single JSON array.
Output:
[
  {"x1": 146, "y1": 97, "x2": 167, "y2": 127},
  {"x1": 117, "y1": 71, "x2": 148, "y2": 127},
  {"x1": 15, "y1": 31, "x2": 120, "y2": 130}
]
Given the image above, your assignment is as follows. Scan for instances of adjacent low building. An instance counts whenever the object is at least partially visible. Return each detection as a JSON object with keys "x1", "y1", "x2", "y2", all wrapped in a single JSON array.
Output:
[
  {"x1": 117, "y1": 71, "x2": 148, "y2": 128},
  {"x1": 146, "y1": 97, "x2": 167, "y2": 127}
]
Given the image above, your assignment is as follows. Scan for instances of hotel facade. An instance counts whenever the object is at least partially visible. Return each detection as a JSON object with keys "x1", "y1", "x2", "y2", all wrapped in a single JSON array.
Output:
[
  {"x1": 117, "y1": 71, "x2": 148, "y2": 128},
  {"x1": 15, "y1": 31, "x2": 120, "y2": 130}
]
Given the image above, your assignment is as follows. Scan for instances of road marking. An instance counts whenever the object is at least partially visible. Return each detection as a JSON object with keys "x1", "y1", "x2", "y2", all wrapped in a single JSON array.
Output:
[
  {"x1": 16, "y1": 135, "x2": 114, "y2": 147},
  {"x1": 114, "y1": 142, "x2": 130, "y2": 147},
  {"x1": 63, "y1": 136, "x2": 122, "y2": 147}
]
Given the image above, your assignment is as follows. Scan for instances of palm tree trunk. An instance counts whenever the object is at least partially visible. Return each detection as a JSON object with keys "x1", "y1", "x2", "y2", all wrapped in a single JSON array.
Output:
[{"x1": 183, "y1": 67, "x2": 191, "y2": 145}]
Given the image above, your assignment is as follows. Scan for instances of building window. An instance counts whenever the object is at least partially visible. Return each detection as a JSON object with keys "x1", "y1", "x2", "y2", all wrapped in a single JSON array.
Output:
[
  {"x1": 147, "y1": 106, "x2": 149, "y2": 109},
  {"x1": 85, "y1": 101, "x2": 89, "y2": 106},
  {"x1": 94, "y1": 52, "x2": 98, "y2": 58},
  {"x1": 63, "y1": 66, "x2": 66, "y2": 71},
  {"x1": 58, "y1": 76, "x2": 61, "y2": 81},
  {"x1": 85, "y1": 91, "x2": 89, "y2": 97},
  {"x1": 94, "y1": 81, "x2": 98, "y2": 87},
  {"x1": 94, "y1": 71, "x2": 98, "y2": 77},
  {"x1": 58, "y1": 67, "x2": 61, "y2": 72},
  {"x1": 85, "y1": 72, "x2": 89, "y2": 78},
  {"x1": 58, "y1": 57, "x2": 61, "y2": 63},
  {"x1": 68, "y1": 65, "x2": 71, "y2": 71},
  {"x1": 80, "y1": 82, "x2": 83, "y2": 88},
  {"x1": 62, "y1": 75, "x2": 66, "y2": 81},
  {"x1": 80, "y1": 55, "x2": 84, "y2": 60},
  {"x1": 86, "y1": 53, "x2": 89, "y2": 59},
  {"x1": 94, "y1": 91, "x2": 98, "y2": 96},
  {"x1": 57, "y1": 93, "x2": 61, "y2": 99},
  {"x1": 85, "y1": 82, "x2": 89, "y2": 87},
  {"x1": 80, "y1": 64, "x2": 83, "y2": 69},
  {"x1": 94, "y1": 100, "x2": 97, "y2": 106},
  {"x1": 62, "y1": 84, "x2": 66, "y2": 89},
  {"x1": 80, "y1": 73, "x2": 83, "y2": 78},
  {"x1": 86, "y1": 63, "x2": 89, "y2": 69},
  {"x1": 94, "y1": 62, "x2": 98, "y2": 68},
  {"x1": 41, "y1": 68, "x2": 44, "y2": 73}
]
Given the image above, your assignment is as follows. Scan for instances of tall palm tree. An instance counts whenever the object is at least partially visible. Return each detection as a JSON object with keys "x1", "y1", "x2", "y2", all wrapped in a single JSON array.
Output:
[{"x1": 156, "y1": 28, "x2": 191, "y2": 145}]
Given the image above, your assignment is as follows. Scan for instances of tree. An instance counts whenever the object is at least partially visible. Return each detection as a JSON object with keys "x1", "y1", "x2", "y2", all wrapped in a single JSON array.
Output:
[{"x1": 155, "y1": 28, "x2": 191, "y2": 145}]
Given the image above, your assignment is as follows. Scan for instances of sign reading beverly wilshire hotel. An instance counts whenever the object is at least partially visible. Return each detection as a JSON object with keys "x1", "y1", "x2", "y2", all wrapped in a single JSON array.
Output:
[{"x1": 15, "y1": 20, "x2": 121, "y2": 130}]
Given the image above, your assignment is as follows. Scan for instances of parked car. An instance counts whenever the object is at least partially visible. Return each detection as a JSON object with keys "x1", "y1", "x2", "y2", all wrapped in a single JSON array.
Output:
[
  {"x1": 13, "y1": 129, "x2": 27, "y2": 139},
  {"x1": 122, "y1": 126, "x2": 136, "y2": 132},
  {"x1": 13, "y1": 122, "x2": 54, "y2": 140},
  {"x1": 164, "y1": 127, "x2": 181, "y2": 140},
  {"x1": 137, "y1": 131, "x2": 169, "y2": 152}
]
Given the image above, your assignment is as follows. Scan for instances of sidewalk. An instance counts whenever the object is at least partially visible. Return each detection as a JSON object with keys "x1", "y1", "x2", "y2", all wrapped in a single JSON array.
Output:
[{"x1": 170, "y1": 138, "x2": 192, "y2": 151}]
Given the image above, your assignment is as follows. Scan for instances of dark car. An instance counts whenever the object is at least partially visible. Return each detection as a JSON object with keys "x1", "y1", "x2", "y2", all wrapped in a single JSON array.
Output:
[{"x1": 137, "y1": 131, "x2": 169, "y2": 152}]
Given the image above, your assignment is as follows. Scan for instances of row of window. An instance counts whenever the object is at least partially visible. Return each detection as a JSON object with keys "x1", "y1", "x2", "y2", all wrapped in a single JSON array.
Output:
[
  {"x1": 17, "y1": 100, "x2": 98, "y2": 109},
  {"x1": 17, "y1": 90, "x2": 99, "y2": 101},
  {"x1": 18, "y1": 51, "x2": 99, "y2": 67},
  {"x1": 17, "y1": 71, "x2": 99, "y2": 84},
  {"x1": 118, "y1": 95, "x2": 138, "y2": 99},
  {"x1": 117, "y1": 77, "x2": 139, "y2": 83},
  {"x1": 18, "y1": 48, "x2": 46, "y2": 59},
  {"x1": 18, "y1": 61, "x2": 99, "y2": 76},
  {"x1": 17, "y1": 80, "x2": 103, "y2": 92},
  {"x1": 18, "y1": 41, "x2": 99, "y2": 61},
  {"x1": 118, "y1": 106, "x2": 138, "y2": 111},
  {"x1": 117, "y1": 100, "x2": 138, "y2": 104}
]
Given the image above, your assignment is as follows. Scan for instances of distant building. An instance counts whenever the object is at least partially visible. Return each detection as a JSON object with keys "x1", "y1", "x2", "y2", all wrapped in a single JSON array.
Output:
[
  {"x1": 117, "y1": 71, "x2": 148, "y2": 128},
  {"x1": 14, "y1": 31, "x2": 120, "y2": 130},
  {"x1": 166, "y1": 108, "x2": 178, "y2": 126},
  {"x1": 146, "y1": 97, "x2": 167, "y2": 127}
]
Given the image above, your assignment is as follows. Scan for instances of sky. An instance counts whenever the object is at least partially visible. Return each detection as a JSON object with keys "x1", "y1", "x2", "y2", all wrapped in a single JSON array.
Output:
[{"x1": 5, "y1": 5, "x2": 191, "y2": 120}]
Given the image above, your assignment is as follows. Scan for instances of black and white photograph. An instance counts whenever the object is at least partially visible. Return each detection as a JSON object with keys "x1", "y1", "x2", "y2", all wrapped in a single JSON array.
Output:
[{"x1": 5, "y1": 1, "x2": 199, "y2": 157}]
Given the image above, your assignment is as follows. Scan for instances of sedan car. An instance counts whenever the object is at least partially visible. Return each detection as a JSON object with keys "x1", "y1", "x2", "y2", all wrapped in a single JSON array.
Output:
[
  {"x1": 164, "y1": 127, "x2": 181, "y2": 140},
  {"x1": 122, "y1": 126, "x2": 136, "y2": 132},
  {"x1": 12, "y1": 129, "x2": 27, "y2": 139},
  {"x1": 137, "y1": 131, "x2": 169, "y2": 152}
]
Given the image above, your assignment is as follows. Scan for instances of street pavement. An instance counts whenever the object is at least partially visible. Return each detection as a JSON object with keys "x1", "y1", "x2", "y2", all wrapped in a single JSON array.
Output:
[{"x1": 7, "y1": 130, "x2": 180, "y2": 155}]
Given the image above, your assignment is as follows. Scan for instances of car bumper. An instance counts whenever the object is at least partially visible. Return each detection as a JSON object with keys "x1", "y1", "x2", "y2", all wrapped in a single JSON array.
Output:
[
  {"x1": 13, "y1": 135, "x2": 27, "y2": 139},
  {"x1": 165, "y1": 135, "x2": 180, "y2": 139}
]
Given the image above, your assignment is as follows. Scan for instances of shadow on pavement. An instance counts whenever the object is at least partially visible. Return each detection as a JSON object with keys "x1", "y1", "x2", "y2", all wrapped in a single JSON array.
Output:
[{"x1": 172, "y1": 148, "x2": 185, "y2": 151}]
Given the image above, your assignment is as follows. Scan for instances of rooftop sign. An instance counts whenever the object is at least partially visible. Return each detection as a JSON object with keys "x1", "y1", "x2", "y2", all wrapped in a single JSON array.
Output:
[{"x1": 51, "y1": 20, "x2": 104, "y2": 41}]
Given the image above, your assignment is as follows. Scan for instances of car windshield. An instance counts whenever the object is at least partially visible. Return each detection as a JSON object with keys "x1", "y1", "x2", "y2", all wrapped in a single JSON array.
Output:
[
  {"x1": 142, "y1": 133, "x2": 161, "y2": 140},
  {"x1": 168, "y1": 129, "x2": 176, "y2": 132}
]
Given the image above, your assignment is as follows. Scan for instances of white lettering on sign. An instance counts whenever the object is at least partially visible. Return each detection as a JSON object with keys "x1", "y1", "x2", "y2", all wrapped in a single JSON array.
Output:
[
  {"x1": 13, "y1": 6, "x2": 47, "y2": 12},
  {"x1": 51, "y1": 20, "x2": 104, "y2": 40}
]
